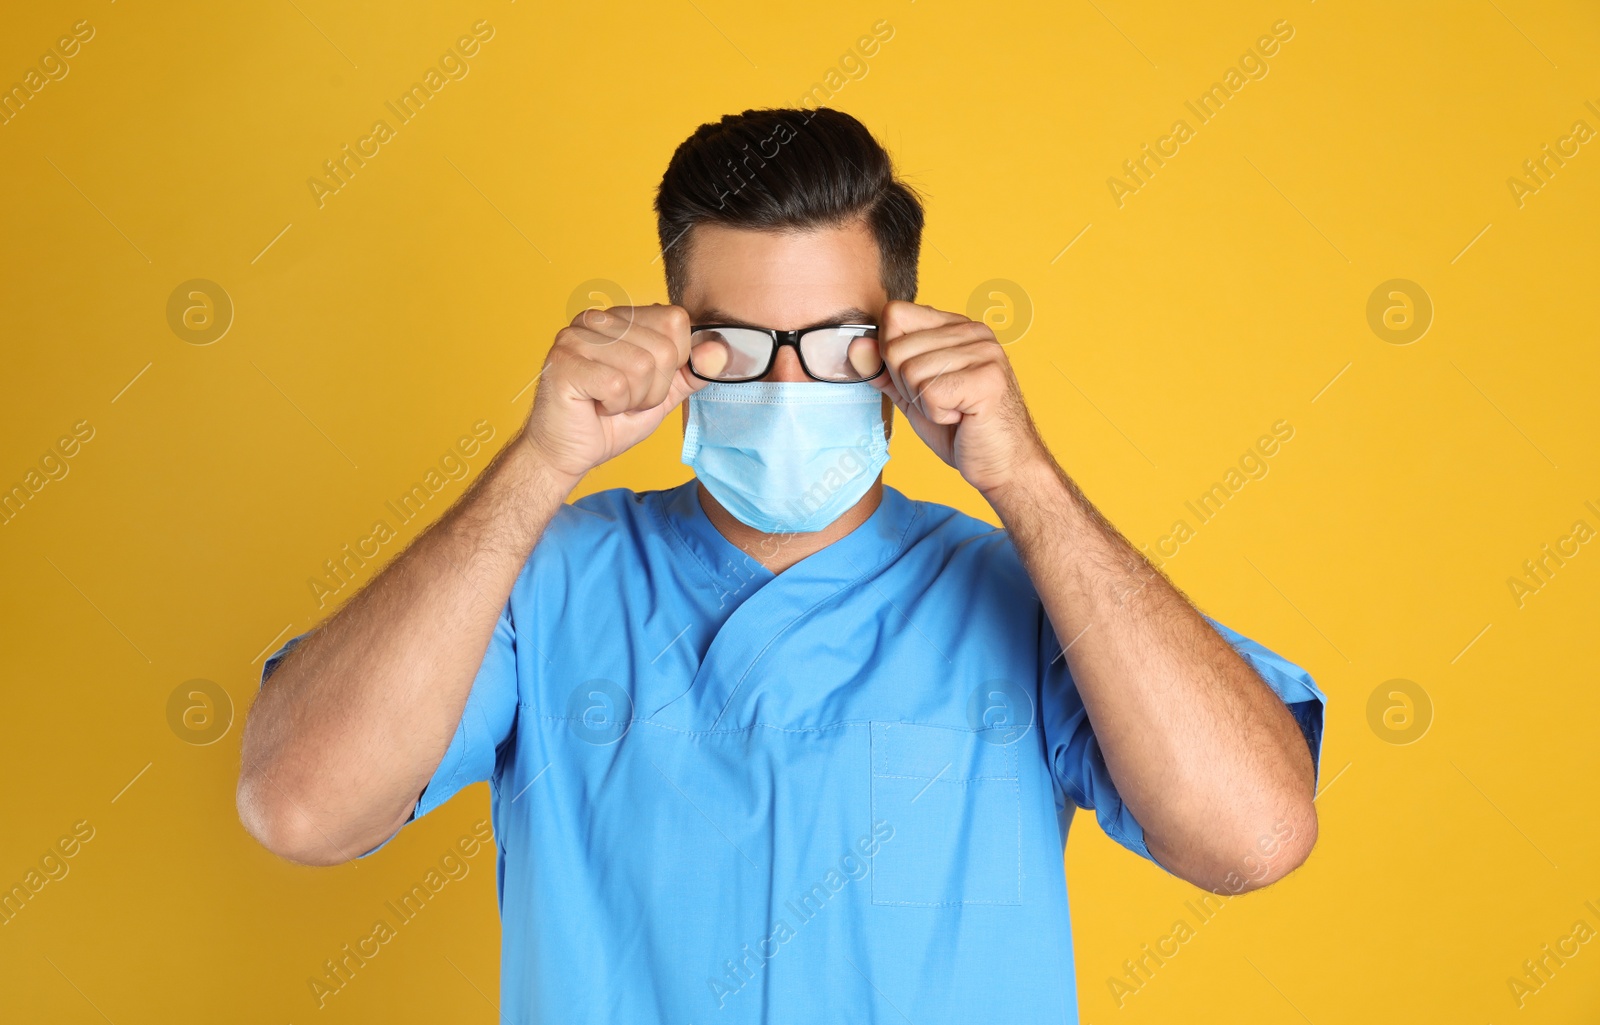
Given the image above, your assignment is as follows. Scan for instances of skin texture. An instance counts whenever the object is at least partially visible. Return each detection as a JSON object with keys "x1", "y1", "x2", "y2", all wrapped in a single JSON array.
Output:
[{"x1": 237, "y1": 217, "x2": 1317, "y2": 893}]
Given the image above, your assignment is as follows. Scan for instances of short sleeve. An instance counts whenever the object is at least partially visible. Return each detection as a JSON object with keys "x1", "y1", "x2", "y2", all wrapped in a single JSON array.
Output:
[
  {"x1": 260, "y1": 632, "x2": 309, "y2": 686},
  {"x1": 255, "y1": 600, "x2": 520, "y2": 856},
  {"x1": 1206, "y1": 618, "x2": 1327, "y2": 785},
  {"x1": 1039, "y1": 610, "x2": 1328, "y2": 866},
  {"x1": 412, "y1": 597, "x2": 520, "y2": 820}
]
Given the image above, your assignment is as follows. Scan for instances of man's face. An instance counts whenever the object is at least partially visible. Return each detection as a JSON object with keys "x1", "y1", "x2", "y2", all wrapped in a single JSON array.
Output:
[{"x1": 678, "y1": 218, "x2": 895, "y2": 432}]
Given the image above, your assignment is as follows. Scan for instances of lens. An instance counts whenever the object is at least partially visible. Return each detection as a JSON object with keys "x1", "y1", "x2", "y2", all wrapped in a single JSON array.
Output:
[
  {"x1": 800, "y1": 326, "x2": 881, "y2": 382},
  {"x1": 689, "y1": 328, "x2": 773, "y2": 381}
]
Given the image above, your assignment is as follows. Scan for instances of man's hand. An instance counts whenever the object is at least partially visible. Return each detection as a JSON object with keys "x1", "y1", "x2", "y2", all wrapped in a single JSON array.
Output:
[
  {"x1": 904, "y1": 294, "x2": 1323, "y2": 893},
  {"x1": 240, "y1": 305, "x2": 694, "y2": 864},
  {"x1": 522, "y1": 304, "x2": 706, "y2": 484},
  {"x1": 869, "y1": 300, "x2": 1048, "y2": 495},
  {"x1": 242, "y1": 302, "x2": 704, "y2": 864}
]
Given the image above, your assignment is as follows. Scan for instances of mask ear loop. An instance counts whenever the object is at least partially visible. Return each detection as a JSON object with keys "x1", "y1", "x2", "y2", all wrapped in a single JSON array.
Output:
[{"x1": 680, "y1": 396, "x2": 704, "y2": 463}]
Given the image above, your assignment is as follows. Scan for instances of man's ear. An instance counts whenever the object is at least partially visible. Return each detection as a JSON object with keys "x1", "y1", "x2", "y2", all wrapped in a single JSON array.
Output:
[{"x1": 881, "y1": 395, "x2": 894, "y2": 441}]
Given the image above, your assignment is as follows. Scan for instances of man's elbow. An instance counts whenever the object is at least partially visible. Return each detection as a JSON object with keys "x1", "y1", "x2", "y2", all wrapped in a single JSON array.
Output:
[
  {"x1": 236, "y1": 773, "x2": 355, "y2": 867},
  {"x1": 1216, "y1": 802, "x2": 1318, "y2": 894},
  {"x1": 1156, "y1": 799, "x2": 1318, "y2": 894}
]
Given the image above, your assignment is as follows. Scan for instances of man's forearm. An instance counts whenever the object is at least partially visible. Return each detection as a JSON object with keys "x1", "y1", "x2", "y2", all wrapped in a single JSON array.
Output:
[
  {"x1": 237, "y1": 432, "x2": 576, "y2": 865},
  {"x1": 984, "y1": 454, "x2": 1316, "y2": 891}
]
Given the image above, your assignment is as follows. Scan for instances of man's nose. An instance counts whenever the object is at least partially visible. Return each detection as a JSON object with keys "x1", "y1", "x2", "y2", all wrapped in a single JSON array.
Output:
[{"x1": 764, "y1": 344, "x2": 810, "y2": 383}]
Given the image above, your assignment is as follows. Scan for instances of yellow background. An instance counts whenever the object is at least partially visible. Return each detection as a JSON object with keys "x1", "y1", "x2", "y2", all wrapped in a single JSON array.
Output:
[{"x1": 3, "y1": 0, "x2": 1597, "y2": 1021}]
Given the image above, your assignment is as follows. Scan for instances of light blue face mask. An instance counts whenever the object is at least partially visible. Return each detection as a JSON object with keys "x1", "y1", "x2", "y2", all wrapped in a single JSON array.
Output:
[{"x1": 681, "y1": 381, "x2": 890, "y2": 534}]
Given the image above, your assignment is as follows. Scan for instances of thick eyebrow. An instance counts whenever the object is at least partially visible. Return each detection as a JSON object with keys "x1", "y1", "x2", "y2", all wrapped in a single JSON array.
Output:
[{"x1": 694, "y1": 307, "x2": 876, "y2": 329}]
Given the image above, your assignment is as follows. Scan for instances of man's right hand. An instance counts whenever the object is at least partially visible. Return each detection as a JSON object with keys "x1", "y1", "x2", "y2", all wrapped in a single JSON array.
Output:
[
  {"x1": 240, "y1": 304, "x2": 711, "y2": 866},
  {"x1": 521, "y1": 304, "x2": 706, "y2": 483}
]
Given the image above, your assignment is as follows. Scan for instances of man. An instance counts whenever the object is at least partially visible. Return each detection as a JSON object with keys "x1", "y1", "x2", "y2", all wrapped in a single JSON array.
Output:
[{"x1": 239, "y1": 107, "x2": 1326, "y2": 1023}]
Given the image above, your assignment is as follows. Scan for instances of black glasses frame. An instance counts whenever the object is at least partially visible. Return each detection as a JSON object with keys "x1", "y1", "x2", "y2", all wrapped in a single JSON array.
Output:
[{"x1": 687, "y1": 323, "x2": 884, "y2": 383}]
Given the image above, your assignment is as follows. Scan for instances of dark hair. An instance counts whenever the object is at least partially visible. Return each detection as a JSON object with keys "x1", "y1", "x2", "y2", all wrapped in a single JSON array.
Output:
[{"x1": 654, "y1": 107, "x2": 924, "y2": 305}]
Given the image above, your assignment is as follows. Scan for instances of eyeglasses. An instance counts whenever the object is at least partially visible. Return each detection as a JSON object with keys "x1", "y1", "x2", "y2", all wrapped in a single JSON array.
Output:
[{"x1": 687, "y1": 324, "x2": 884, "y2": 383}]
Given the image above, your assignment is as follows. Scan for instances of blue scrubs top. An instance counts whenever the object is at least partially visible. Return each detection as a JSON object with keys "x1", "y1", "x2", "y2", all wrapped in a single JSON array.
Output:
[{"x1": 263, "y1": 481, "x2": 1325, "y2": 1024}]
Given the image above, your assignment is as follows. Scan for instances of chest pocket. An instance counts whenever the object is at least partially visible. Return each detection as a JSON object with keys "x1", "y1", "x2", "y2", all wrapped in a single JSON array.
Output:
[{"x1": 869, "y1": 721, "x2": 1021, "y2": 906}]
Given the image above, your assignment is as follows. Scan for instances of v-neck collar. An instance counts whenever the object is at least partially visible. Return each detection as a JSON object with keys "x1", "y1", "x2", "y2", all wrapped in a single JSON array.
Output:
[
  {"x1": 654, "y1": 478, "x2": 921, "y2": 603},
  {"x1": 647, "y1": 479, "x2": 923, "y2": 732}
]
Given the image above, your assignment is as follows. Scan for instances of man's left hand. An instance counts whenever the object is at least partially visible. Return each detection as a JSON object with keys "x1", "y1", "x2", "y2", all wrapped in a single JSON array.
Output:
[{"x1": 869, "y1": 300, "x2": 1049, "y2": 496}]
